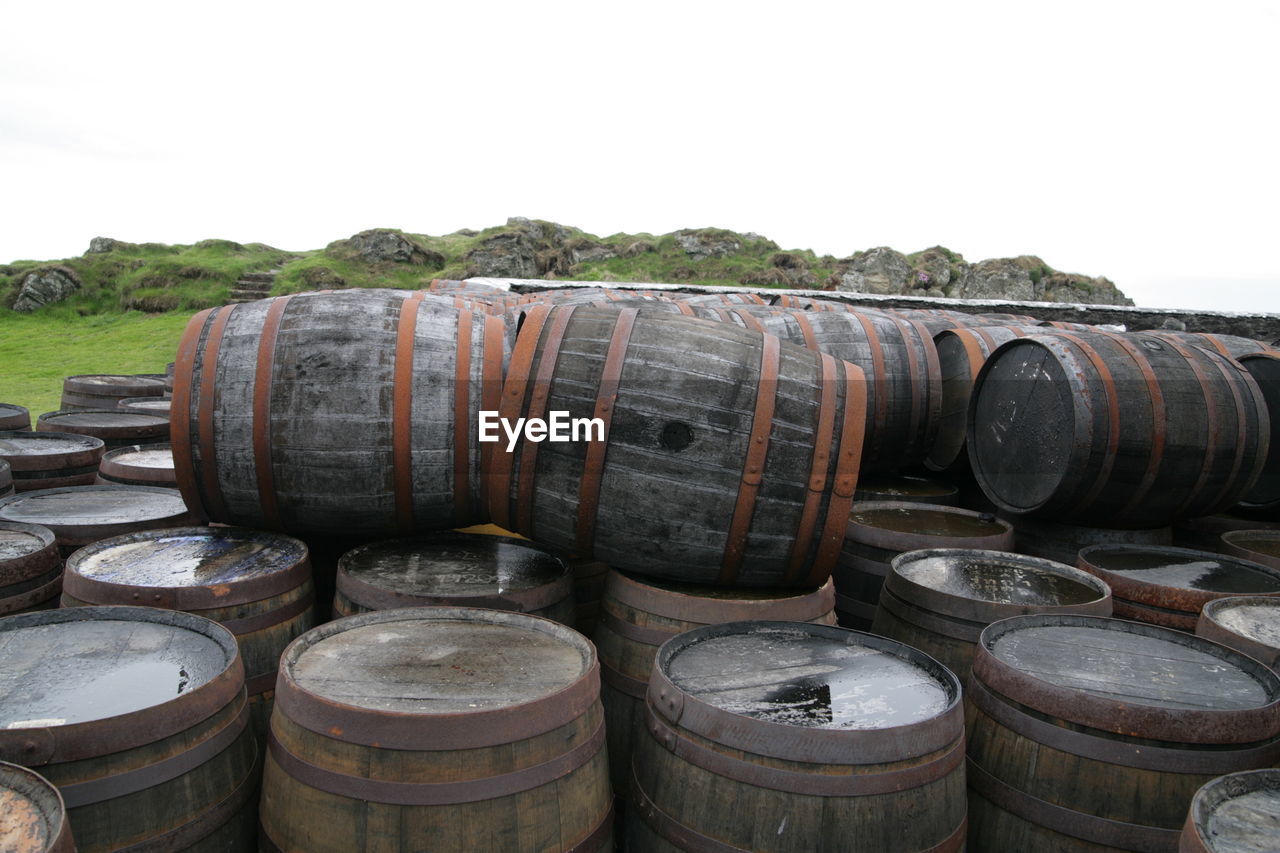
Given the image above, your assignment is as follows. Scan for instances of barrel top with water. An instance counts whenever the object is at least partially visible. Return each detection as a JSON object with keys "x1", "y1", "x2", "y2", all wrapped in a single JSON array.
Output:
[
  {"x1": 891, "y1": 548, "x2": 1110, "y2": 613},
  {"x1": 0, "y1": 522, "x2": 56, "y2": 573},
  {"x1": 0, "y1": 761, "x2": 70, "y2": 853},
  {"x1": 0, "y1": 431, "x2": 103, "y2": 464},
  {"x1": 1183, "y1": 769, "x2": 1280, "y2": 853},
  {"x1": 853, "y1": 474, "x2": 959, "y2": 505},
  {"x1": 38, "y1": 410, "x2": 169, "y2": 432},
  {"x1": 117, "y1": 396, "x2": 172, "y2": 413},
  {"x1": 1198, "y1": 596, "x2": 1280, "y2": 673},
  {"x1": 64, "y1": 374, "x2": 164, "y2": 394},
  {"x1": 848, "y1": 501, "x2": 1013, "y2": 548},
  {"x1": 0, "y1": 486, "x2": 187, "y2": 529},
  {"x1": 99, "y1": 444, "x2": 174, "y2": 473},
  {"x1": 1079, "y1": 544, "x2": 1280, "y2": 604},
  {"x1": 976, "y1": 614, "x2": 1280, "y2": 738},
  {"x1": 1224, "y1": 530, "x2": 1280, "y2": 570},
  {"x1": 338, "y1": 532, "x2": 567, "y2": 599}
]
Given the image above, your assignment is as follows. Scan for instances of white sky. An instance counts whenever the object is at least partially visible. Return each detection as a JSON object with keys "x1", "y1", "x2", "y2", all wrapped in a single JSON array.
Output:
[{"x1": 2, "y1": 1, "x2": 1277, "y2": 313}]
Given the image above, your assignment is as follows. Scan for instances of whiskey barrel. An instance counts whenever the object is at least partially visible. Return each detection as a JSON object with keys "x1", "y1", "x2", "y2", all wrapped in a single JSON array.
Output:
[
  {"x1": 1236, "y1": 352, "x2": 1280, "y2": 515},
  {"x1": 116, "y1": 396, "x2": 172, "y2": 415},
  {"x1": 854, "y1": 473, "x2": 959, "y2": 505},
  {"x1": 836, "y1": 501, "x2": 1014, "y2": 628},
  {"x1": 595, "y1": 571, "x2": 836, "y2": 793},
  {"x1": 0, "y1": 485, "x2": 191, "y2": 556},
  {"x1": 60, "y1": 374, "x2": 164, "y2": 411},
  {"x1": 968, "y1": 614, "x2": 1280, "y2": 852},
  {"x1": 36, "y1": 410, "x2": 169, "y2": 449},
  {"x1": 1174, "y1": 513, "x2": 1280, "y2": 552},
  {"x1": 1077, "y1": 544, "x2": 1280, "y2": 631},
  {"x1": 487, "y1": 304, "x2": 865, "y2": 588},
  {"x1": 0, "y1": 762, "x2": 73, "y2": 853},
  {"x1": 1197, "y1": 596, "x2": 1280, "y2": 673},
  {"x1": 0, "y1": 606, "x2": 259, "y2": 852},
  {"x1": 0, "y1": 404, "x2": 31, "y2": 431},
  {"x1": 93, "y1": 443, "x2": 177, "y2": 488},
  {"x1": 969, "y1": 332, "x2": 1270, "y2": 528},
  {"x1": 871, "y1": 548, "x2": 1111, "y2": 684},
  {"x1": 1142, "y1": 331, "x2": 1277, "y2": 360},
  {"x1": 332, "y1": 531, "x2": 574, "y2": 624},
  {"x1": 1181, "y1": 769, "x2": 1280, "y2": 853},
  {"x1": 0, "y1": 521, "x2": 61, "y2": 616},
  {"x1": 172, "y1": 289, "x2": 507, "y2": 536},
  {"x1": 627, "y1": 621, "x2": 967, "y2": 852},
  {"x1": 0, "y1": 459, "x2": 11, "y2": 499},
  {"x1": 570, "y1": 556, "x2": 610, "y2": 635},
  {"x1": 259, "y1": 607, "x2": 612, "y2": 852},
  {"x1": 0, "y1": 432, "x2": 104, "y2": 492},
  {"x1": 675, "y1": 292, "x2": 768, "y2": 307},
  {"x1": 60, "y1": 526, "x2": 315, "y2": 738},
  {"x1": 1007, "y1": 513, "x2": 1174, "y2": 565},
  {"x1": 1223, "y1": 530, "x2": 1280, "y2": 571}
]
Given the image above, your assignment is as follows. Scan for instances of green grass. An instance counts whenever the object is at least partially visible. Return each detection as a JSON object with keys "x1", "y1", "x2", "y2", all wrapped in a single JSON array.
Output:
[{"x1": 0, "y1": 308, "x2": 191, "y2": 419}]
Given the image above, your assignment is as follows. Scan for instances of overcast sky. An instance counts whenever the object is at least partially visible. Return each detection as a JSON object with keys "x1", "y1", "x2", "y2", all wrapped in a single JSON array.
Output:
[{"x1": 2, "y1": 1, "x2": 1277, "y2": 313}]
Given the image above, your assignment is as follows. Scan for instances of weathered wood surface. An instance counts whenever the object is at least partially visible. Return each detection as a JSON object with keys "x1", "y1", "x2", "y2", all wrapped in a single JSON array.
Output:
[
  {"x1": 0, "y1": 485, "x2": 192, "y2": 555},
  {"x1": 628, "y1": 621, "x2": 966, "y2": 852},
  {"x1": 969, "y1": 332, "x2": 1270, "y2": 528},
  {"x1": 1181, "y1": 769, "x2": 1280, "y2": 853},
  {"x1": 0, "y1": 521, "x2": 61, "y2": 616},
  {"x1": 0, "y1": 432, "x2": 104, "y2": 492},
  {"x1": 36, "y1": 410, "x2": 170, "y2": 449},
  {"x1": 0, "y1": 404, "x2": 31, "y2": 432},
  {"x1": 60, "y1": 374, "x2": 165, "y2": 411},
  {"x1": 0, "y1": 762, "x2": 72, "y2": 853},
  {"x1": 94, "y1": 443, "x2": 176, "y2": 487}
]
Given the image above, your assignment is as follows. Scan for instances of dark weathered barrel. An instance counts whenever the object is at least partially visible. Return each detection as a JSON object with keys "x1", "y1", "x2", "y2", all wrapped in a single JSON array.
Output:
[
  {"x1": 259, "y1": 607, "x2": 612, "y2": 852},
  {"x1": 1077, "y1": 544, "x2": 1280, "y2": 631},
  {"x1": 1006, "y1": 513, "x2": 1174, "y2": 565},
  {"x1": 854, "y1": 473, "x2": 959, "y2": 504},
  {"x1": 36, "y1": 410, "x2": 169, "y2": 449},
  {"x1": 970, "y1": 331, "x2": 1271, "y2": 528},
  {"x1": 60, "y1": 526, "x2": 315, "y2": 738},
  {"x1": 0, "y1": 761, "x2": 74, "y2": 853},
  {"x1": 570, "y1": 555, "x2": 610, "y2": 635},
  {"x1": 1197, "y1": 596, "x2": 1280, "y2": 673},
  {"x1": 890, "y1": 307, "x2": 992, "y2": 335},
  {"x1": 0, "y1": 606, "x2": 259, "y2": 852},
  {"x1": 0, "y1": 403, "x2": 31, "y2": 431},
  {"x1": 1180, "y1": 768, "x2": 1280, "y2": 853},
  {"x1": 0, "y1": 432, "x2": 104, "y2": 492},
  {"x1": 1175, "y1": 513, "x2": 1280, "y2": 552},
  {"x1": 1040, "y1": 320, "x2": 1097, "y2": 330},
  {"x1": 488, "y1": 304, "x2": 865, "y2": 588},
  {"x1": 628, "y1": 621, "x2": 967, "y2": 852},
  {"x1": 1142, "y1": 330, "x2": 1277, "y2": 360},
  {"x1": 675, "y1": 291, "x2": 768, "y2": 307},
  {"x1": 968, "y1": 614, "x2": 1280, "y2": 852},
  {"x1": 116, "y1": 396, "x2": 171, "y2": 415},
  {"x1": 60, "y1": 374, "x2": 165, "y2": 411},
  {"x1": 172, "y1": 289, "x2": 507, "y2": 536},
  {"x1": 595, "y1": 571, "x2": 836, "y2": 794},
  {"x1": 0, "y1": 485, "x2": 192, "y2": 556},
  {"x1": 93, "y1": 443, "x2": 176, "y2": 488},
  {"x1": 836, "y1": 501, "x2": 1014, "y2": 628},
  {"x1": 0, "y1": 521, "x2": 61, "y2": 616},
  {"x1": 871, "y1": 548, "x2": 1111, "y2": 683},
  {"x1": 1223, "y1": 530, "x2": 1280, "y2": 571},
  {"x1": 333, "y1": 531, "x2": 574, "y2": 624},
  {"x1": 1236, "y1": 352, "x2": 1280, "y2": 516}
]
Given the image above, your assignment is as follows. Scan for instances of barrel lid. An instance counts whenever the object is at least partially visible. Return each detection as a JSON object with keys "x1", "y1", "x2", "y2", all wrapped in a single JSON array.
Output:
[
  {"x1": 117, "y1": 397, "x2": 172, "y2": 413},
  {"x1": 0, "y1": 486, "x2": 188, "y2": 528},
  {"x1": 0, "y1": 761, "x2": 68, "y2": 853},
  {"x1": 1186, "y1": 769, "x2": 1280, "y2": 852},
  {"x1": 63, "y1": 374, "x2": 164, "y2": 393},
  {"x1": 99, "y1": 444, "x2": 175, "y2": 471},
  {"x1": 1078, "y1": 545, "x2": 1280, "y2": 610},
  {"x1": 888, "y1": 548, "x2": 1110, "y2": 623},
  {"x1": 38, "y1": 410, "x2": 169, "y2": 430},
  {"x1": 275, "y1": 607, "x2": 599, "y2": 750},
  {"x1": 847, "y1": 501, "x2": 1013, "y2": 550},
  {"x1": 1202, "y1": 597, "x2": 1280, "y2": 651},
  {"x1": 853, "y1": 474, "x2": 959, "y2": 501},
  {"x1": 64, "y1": 526, "x2": 310, "y2": 609},
  {"x1": 0, "y1": 431, "x2": 104, "y2": 458},
  {"x1": 974, "y1": 614, "x2": 1280, "y2": 743},
  {"x1": 1224, "y1": 531, "x2": 1280, "y2": 571},
  {"x1": 0, "y1": 522, "x2": 55, "y2": 564},
  {"x1": 337, "y1": 533, "x2": 567, "y2": 603}
]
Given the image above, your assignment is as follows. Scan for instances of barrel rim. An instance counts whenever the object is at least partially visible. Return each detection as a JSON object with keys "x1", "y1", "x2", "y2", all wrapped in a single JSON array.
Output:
[
  {"x1": 649, "y1": 620, "x2": 964, "y2": 765},
  {"x1": 274, "y1": 606, "x2": 600, "y2": 750},
  {"x1": 973, "y1": 612, "x2": 1280, "y2": 743},
  {"x1": 37, "y1": 408, "x2": 170, "y2": 431},
  {"x1": 0, "y1": 485, "x2": 191, "y2": 536},
  {"x1": 1077, "y1": 543, "x2": 1280, "y2": 611},
  {"x1": 1198, "y1": 595, "x2": 1280, "y2": 666},
  {"x1": 63, "y1": 525, "x2": 312, "y2": 610},
  {"x1": 0, "y1": 759, "x2": 71, "y2": 853},
  {"x1": 1223, "y1": 529, "x2": 1280, "y2": 571},
  {"x1": 1184, "y1": 767, "x2": 1280, "y2": 852},
  {"x1": 886, "y1": 547, "x2": 1112, "y2": 623},
  {"x1": 846, "y1": 500, "x2": 1014, "y2": 551},
  {"x1": 0, "y1": 605, "x2": 245, "y2": 765},
  {"x1": 605, "y1": 568, "x2": 835, "y2": 625},
  {"x1": 0, "y1": 431, "x2": 105, "y2": 471},
  {"x1": 62, "y1": 374, "x2": 166, "y2": 396}
]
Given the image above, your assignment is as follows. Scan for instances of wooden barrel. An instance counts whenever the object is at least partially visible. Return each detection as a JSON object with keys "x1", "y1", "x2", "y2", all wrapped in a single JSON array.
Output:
[
  {"x1": 164, "y1": 361, "x2": 175, "y2": 399},
  {"x1": 0, "y1": 459, "x2": 11, "y2": 499},
  {"x1": 967, "y1": 614, "x2": 1280, "y2": 852},
  {"x1": 570, "y1": 556, "x2": 610, "y2": 636},
  {"x1": 60, "y1": 526, "x2": 315, "y2": 738},
  {"x1": 93, "y1": 443, "x2": 177, "y2": 488},
  {"x1": 487, "y1": 304, "x2": 865, "y2": 588},
  {"x1": 36, "y1": 410, "x2": 169, "y2": 449},
  {"x1": 1077, "y1": 544, "x2": 1280, "y2": 631},
  {"x1": 116, "y1": 396, "x2": 172, "y2": 415},
  {"x1": 171, "y1": 289, "x2": 507, "y2": 536},
  {"x1": 1197, "y1": 596, "x2": 1280, "y2": 673},
  {"x1": 1040, "y1": 320, "x2": 1097, "y2": 330},
  {"x1": 595, "y1": 571, "x2": 836, "y2": 794},
  {"x1": 0, "y1": 606, "x2": 259, "y2": 852},
  {"x1": 1180, "y1": 768, "x2": 1280, "y2": 853},
  {"x1": 969, "y1": 331, "x2": 1271, "y2": 528},
  {"x1": 332, "y1": 531, "x2": 574, "y2": 624},
  {"x1": 1236, "y1": 352, "x2": 1280, "y2": 516},
  {"x1": 627, "y1": 621, "x2": 967, "y2": 852},
  {"x1": 871, "y1": 548, "x2": 1111, "y2": 684},
  {"x1": 0, "y1": 403, "x2": 31, "y2": 431},
  {"x1": 1174, "y1": 513, "x2": 1280, "y2": 552},
  {"x1": 836, "y1": 501, "x2": 1014, "y2": 628},
  {"x1": 1007, "y1": 513, "x2": 1174, "y2": 565},
  {"x1": 1223, "y1": 530, "x2": 1280, "y2": 571},
  {"x1": 675, "y1": 292, "x2": 768, "y2": 307},
  {"x1": 1142, "y1": 330, "x2": 1277, "y2": 360},
  {"x1": 259, "y1": 607, "x2": 612, "y2": 852},
  {"x1": 0, "y1": 521, "x2": 61, "y2": 616},
  {"x1": 0, "y1": 485, "x2": 192, "y2": 556},
  {"x1": 977, "y1": 312, "x2": 1040, "y2": 325},
  {"x1": 0, "y1": 762, "x2": 73, "y2": 853},
  {"x1": 0, "y1": 432, "x2": 104, "y2": 492},
  {"x1": 890, "y1": 307, "x2": 991, "y2": 335},
  {"x1": 60, "y1": 374, "x2": 165, "y2": 411},
  {"x1": 854, "y1": 473, "x2": 959, "y2": 505}
]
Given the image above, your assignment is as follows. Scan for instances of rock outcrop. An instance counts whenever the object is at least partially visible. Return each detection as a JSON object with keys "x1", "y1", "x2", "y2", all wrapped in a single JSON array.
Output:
[
  {"x1": 12, "y1": 267, "x2": 82, "y2": 312},
  {"x1": 339, "y1": 229, "x2": 443, "y2": 266}
]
